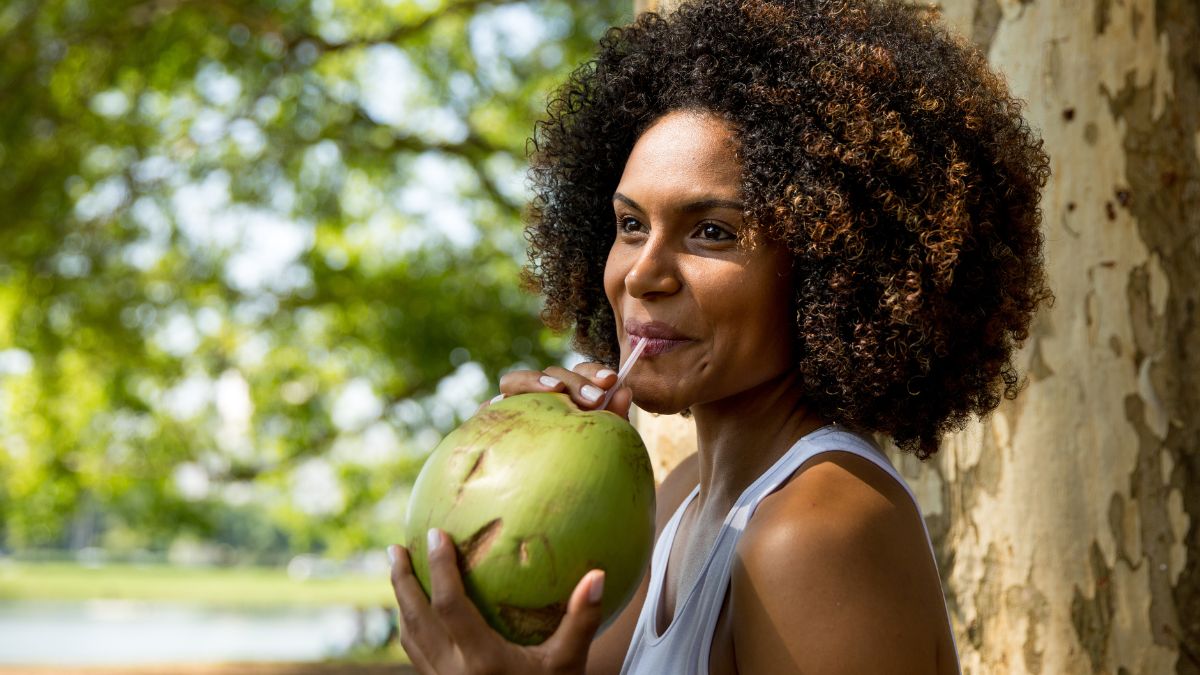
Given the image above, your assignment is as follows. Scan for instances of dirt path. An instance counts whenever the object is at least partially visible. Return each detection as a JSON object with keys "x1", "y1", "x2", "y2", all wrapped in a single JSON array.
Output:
[{"x1": 0, "y1": 664, "x2": 415, "y2": 675}]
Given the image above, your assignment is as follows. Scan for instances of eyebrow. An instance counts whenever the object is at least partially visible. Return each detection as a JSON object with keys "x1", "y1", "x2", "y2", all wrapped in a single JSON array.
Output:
[{"x1": 612, "y1": 192, "x2": 745, "y2": 214}]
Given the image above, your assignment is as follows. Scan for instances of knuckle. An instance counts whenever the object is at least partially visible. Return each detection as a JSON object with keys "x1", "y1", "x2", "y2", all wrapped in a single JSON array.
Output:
[
  {"x1": 430, "y1": 593, "x2": 458, "y2": 617},
  {"x1": 544, "y1": 650, "x2": 579, "y2": 674},
  {"x1": 473, "y1": 655, "x2": 505, "y2": 675},
  {"x1": 426, "y1": 542, "x2": 446, "y2": 566},
  {"x1": 399, "y1": 605, "x2": 422, "y2": 628},
  {"x1": 398, "y1": 612, "x2": 422, "y2": 638},
  {"x1": 573, "y1": 361, "x2": 602, "y2": 375},
  {"x1": 390, "y1": 562, "x2": 408, "y2": 586},
  {"x1": 461, "y1": 653, "x2": 492, "y2": 675},
  {"x1": 500, "y1": 368, "x2": 547, "y2": 395}
]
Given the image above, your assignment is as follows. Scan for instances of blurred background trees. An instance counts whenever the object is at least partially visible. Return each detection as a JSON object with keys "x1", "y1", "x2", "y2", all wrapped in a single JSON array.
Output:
[{"x1": 0, "y1": 0, "x2": 628, "y2": 563}]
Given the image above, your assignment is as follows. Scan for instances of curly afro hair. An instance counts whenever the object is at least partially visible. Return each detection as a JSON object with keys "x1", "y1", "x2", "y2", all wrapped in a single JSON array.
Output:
[{"x1": 523, "y1": 0, "x2": 1053, "y2": 459}]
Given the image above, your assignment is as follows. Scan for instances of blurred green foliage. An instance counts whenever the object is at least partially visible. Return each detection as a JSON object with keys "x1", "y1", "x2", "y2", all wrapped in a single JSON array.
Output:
[{"x1": 0, "y1": 0, "x2": 629, "y2": 560}]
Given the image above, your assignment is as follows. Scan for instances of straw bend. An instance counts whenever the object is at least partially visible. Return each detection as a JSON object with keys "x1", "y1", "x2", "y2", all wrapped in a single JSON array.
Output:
[{"x1": 598, "y1": 337, "x2": 647, "y2": 411}]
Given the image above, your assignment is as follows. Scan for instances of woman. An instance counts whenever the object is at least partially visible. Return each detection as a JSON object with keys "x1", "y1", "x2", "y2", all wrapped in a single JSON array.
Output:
[{"x1": 389, "y1": 0, "x2": 1052, "y2": 673}]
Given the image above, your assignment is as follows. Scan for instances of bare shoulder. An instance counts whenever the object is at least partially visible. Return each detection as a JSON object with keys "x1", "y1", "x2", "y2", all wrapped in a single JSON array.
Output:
[
  {"x1": 585, "y1": 452, "x2": 699, "y2": 675},
  {"x1": 731, "y1": 451, "x2": 951, "y2": 675}
]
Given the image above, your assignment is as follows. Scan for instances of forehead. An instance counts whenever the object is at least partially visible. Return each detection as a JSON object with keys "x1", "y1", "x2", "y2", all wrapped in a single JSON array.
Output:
[{"x1": 616, "y1": 111, "x2": 742, "y2": 200}]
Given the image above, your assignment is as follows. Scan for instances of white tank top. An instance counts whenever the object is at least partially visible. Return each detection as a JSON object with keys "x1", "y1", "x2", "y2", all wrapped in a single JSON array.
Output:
[{"x1": 618, "y1": 424, "x2": 961, "y2": 674}]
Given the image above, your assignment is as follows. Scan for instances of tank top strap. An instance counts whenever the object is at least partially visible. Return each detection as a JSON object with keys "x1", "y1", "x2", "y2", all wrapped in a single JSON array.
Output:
[{"x1": 639, "y1": 481, "x2": 700, "y2": 639}]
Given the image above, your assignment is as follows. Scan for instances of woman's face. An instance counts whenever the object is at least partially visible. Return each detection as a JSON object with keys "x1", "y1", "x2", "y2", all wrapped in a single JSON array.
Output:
[{"x1": 604, "y1": 110, "x2": 797, "y2": 414}]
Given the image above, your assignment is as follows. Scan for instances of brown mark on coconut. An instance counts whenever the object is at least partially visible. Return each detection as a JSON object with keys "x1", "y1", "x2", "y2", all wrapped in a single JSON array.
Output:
[
  {"x1": 471, "y1": 410, "x2": 520, "y2": 447},
  {"x1": 478, "y1": 408, "x2": 519, "y2": 424},
  {"x1": 518, "y1": 539, "x2": 531, "y2": 565},
  {"x1": 464, "y1": 448, "x2": 487, "y2": 483},
  {"x1": 464, "y1": 408, "x2": 520, "y2": 451},
  {"x1": 452, "y1": 448, "x2": 489, "y2": 508},
  {"x1": 460, "y1": 518, "x2": 504, "y2": 572},
  {"x1": 497, "y1": 600, "x2": 568, "y2": 645}
]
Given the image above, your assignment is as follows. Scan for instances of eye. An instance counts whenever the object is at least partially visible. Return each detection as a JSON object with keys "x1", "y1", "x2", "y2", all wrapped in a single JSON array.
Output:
[
  {"x1": 617, "y1": 216, "x2": 646, "y2": 234},
  {"x1": 696, "y1": 222, "x2": 735, "y2": 241}
]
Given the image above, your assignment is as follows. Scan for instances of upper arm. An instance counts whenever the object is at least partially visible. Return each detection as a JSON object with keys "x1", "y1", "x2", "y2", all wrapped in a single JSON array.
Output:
[
  {"x1": 730, "y1": 455, "x2": 942, "y2": 675},
  {"x1": 585, "y1": 453, "x2": 699, "y2": 675}
]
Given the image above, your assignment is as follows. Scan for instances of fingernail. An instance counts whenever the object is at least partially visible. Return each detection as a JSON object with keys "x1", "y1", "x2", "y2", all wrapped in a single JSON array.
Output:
[
  {"x1": 490, "y1": 393, "x2": 504, "y2": 404},
  {"x1": 539, "y1": 375, "x2": 561, "y2": 388},
  {"x1": 387, "y1": 545, "x2": 397, "y2": 566},
  {"x1": 589, "y1": 571, "x2": 605, "y2": 605},
  {"x1": 427, "y1": 528, "x2": 440, "y2": 552},
  {"x1": 596, "y1": 369, "x2": 616, "y2": 380},
  {"x1": 581, "y1": 384, "x2": 602, "y2": 402}
]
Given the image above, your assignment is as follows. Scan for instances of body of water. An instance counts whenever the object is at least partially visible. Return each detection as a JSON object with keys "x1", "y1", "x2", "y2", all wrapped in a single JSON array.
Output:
[{"x1": 0, "y1": 600, "x2": 386, "y2": 665}]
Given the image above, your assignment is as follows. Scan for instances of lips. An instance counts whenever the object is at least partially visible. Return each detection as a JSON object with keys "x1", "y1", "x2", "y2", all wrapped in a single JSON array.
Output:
[{"x1": 624, "y1": 320, "x2": 693, "y2": 357}]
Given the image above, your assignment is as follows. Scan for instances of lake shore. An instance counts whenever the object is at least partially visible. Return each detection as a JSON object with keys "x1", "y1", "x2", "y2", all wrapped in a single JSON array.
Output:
[{"x1": 0, "y1": 562, "x2": 393, "y2": 608}]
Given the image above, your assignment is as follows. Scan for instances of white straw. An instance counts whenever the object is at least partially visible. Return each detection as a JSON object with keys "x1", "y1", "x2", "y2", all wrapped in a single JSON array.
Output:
[{"x1": 599, "y1": 337, "x2": 647, "y2": 411}]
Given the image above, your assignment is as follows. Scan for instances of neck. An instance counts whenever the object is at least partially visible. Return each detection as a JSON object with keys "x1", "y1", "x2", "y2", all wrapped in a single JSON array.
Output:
[{"x1": 687, "y1": 370, "x2": 830, "y2": 518}]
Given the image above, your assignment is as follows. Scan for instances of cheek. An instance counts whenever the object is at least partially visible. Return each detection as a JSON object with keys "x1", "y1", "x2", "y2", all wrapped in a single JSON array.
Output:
[
  {"x1": 756, "y1": 269, "x2": 795, "y2": 340},
  {"x1": 603, "y1": 246, "x2": 624, "y2": 313},
  {"x1": 708, "y1": 265, "x2": 794, "y2": 363},
  {"x1": 758, "y1": 282, "x2": 796, "y2": 364}
]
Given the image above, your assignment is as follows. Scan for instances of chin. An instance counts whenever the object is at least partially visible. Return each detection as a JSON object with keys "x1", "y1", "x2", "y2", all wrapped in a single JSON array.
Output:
[{"x1": 631, "y1": 393, "x2": 691, "y2": 417}]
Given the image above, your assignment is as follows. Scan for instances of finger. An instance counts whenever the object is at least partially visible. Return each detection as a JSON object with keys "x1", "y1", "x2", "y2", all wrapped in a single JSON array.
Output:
[
  {"x1": 394, "y1": 573, "x2": 436, "y2": 674},
  {"x1": 571, "y1": 363, "x2": 633, "y2": 419},
  {"x1": 571, "y1": 361, "x2": 618, "y2": 387},
  {"x1": 399, "y1": 629, "x2": 437, "y2": 675},
  {"x1": 542, "y1": 366, "x2": 608, "y2": 409},
  {"x1": 499, "y1": 369, "x2": 565, "y2": 397},
  {"x1": 536, "y1": 570, "x2": 607, "y2": 672},
  {"x1": 476, "y1": 392, "x2": 505, "y2": 413},
  {"x1": 605, "y1": 385, "x2": 633, "y2": 420},
  {"x1": 390, "y1": 544, "x2": 450, "y2": 666},
  {"x1": 426, "y1": 529, "x2": 489, "y2": 638}
]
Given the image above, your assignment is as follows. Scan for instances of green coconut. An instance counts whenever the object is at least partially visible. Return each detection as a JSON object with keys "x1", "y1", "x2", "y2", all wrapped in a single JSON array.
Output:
[{"x1": 404, "y1": 392, "x2": 656, "y2": 645}]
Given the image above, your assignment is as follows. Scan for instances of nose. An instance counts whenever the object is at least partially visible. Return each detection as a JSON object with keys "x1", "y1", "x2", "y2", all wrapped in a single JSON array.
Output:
[{"x1": 624, "y1": 231, "x2": 682, "y2": 299}]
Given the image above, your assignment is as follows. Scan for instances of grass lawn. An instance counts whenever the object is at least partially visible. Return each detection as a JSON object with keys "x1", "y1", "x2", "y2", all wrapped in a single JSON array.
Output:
[{"x1": 0, "y1": 561, "x2": 396, "y2": 608}]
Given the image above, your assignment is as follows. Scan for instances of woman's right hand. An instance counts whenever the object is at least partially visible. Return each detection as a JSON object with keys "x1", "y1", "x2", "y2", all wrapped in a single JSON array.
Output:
[
  {"x1": 391, "y1": 532, "x2": 606, "y2": 675},
  {"x1": 487, "y1": 362, "x2": 633, "y2": 420}
]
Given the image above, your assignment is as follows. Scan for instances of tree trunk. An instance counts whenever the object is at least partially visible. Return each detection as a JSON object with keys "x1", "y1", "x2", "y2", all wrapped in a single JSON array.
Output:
[
  {"x1": 631, "y1": 0, "x2": 1200, "y2": 672},
  {"x1": 922, "y1": 2, "x2": 1198, "y2": 672}
]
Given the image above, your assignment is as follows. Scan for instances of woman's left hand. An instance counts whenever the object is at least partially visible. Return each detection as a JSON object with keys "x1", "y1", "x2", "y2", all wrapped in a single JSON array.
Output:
[{"x1": 389, "y1": 529, "x2": 606, "y2": 675}]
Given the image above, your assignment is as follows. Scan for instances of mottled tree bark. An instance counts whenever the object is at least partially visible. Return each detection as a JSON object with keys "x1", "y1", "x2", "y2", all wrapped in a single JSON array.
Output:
[
  {"x1": 911, "y1": 2, "x2": 1198, "y2": 672},
  {"x1": 630, "y1": 0, "x2": 1200, "y2": 672}
]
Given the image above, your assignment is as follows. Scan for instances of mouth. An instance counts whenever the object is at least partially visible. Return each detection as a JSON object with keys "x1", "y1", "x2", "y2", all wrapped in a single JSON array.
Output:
[{"x1": 624, "y1": 320, "x2": 693, "y2": 357}]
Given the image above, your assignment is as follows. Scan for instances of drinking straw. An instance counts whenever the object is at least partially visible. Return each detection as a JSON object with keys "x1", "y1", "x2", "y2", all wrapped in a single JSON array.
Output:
[{"x1": 598, "y1": 336, "x2": 647, "y2": 411}]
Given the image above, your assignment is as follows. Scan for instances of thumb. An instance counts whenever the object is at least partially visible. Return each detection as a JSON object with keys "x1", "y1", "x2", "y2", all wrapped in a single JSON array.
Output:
[
  {"x1": 607, "y1": 387, "x2": 633, "y2": 421},
  {"x1": 539, "y1": 569, "x2": 606, "y2": 670}
]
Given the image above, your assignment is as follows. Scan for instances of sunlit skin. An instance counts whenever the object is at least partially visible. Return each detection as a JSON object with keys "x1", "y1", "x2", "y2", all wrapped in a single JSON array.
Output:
[
  {"x1": 602, "y1": 109, "x2": 830, "y2": 519},
  {"x1": 389, "y1": 110, "x2": 958, "y2": 674}
]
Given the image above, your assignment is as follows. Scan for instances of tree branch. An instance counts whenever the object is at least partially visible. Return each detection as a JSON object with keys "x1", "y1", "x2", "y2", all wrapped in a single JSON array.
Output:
[{"x1": 293, "y1": 0, "x2": 531, "y2": 53}]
